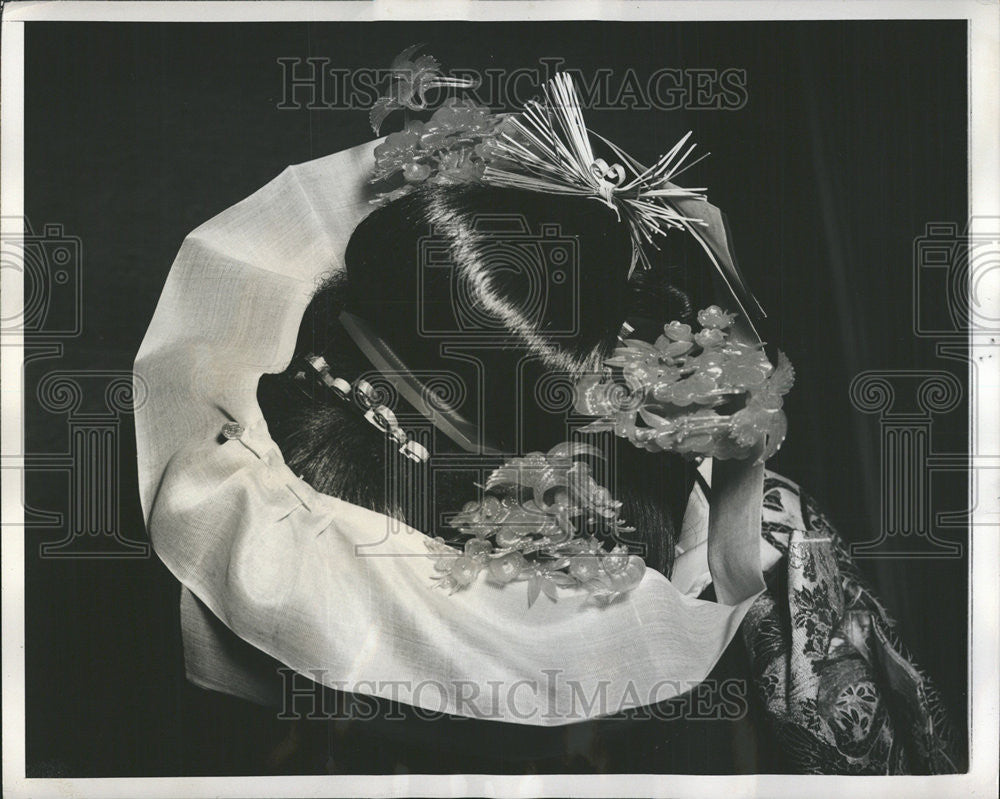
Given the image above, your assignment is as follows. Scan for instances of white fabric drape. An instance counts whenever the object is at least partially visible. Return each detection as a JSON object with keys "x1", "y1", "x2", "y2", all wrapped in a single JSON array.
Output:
[{"x1": 134, "y1": 140, "x2": 764, "y2": 725}]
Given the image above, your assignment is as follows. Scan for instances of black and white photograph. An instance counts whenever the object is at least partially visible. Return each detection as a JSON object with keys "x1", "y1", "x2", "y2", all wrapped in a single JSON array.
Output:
[{"x1": 1, "y1": 1, "x2": 997, "y2": 796}]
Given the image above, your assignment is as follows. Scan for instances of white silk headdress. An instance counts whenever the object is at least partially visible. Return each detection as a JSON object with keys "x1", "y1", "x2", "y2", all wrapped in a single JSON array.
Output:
[{"x1": 134, "y1": 107, "x2": 773, "y2": 723}]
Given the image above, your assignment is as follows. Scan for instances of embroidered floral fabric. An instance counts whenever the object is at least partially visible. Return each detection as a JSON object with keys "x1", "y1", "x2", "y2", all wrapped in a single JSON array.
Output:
[{"x1": 745, "y1": 473, "x2": 963, "y2": 774}]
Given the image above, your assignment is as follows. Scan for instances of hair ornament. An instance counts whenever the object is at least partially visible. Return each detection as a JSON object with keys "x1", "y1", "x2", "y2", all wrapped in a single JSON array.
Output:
[
  {"x1": 480, "y1": 72, "x2": 708, "y2": 278},
  {"x1": 299, "y1": 353, "x2": 430, "y2": 463},
  {"x1": 369, "y1": 44, "x2": 480, "y2": 133},
  {"x1": 427, "y1": 442, "x2": 645, "y2": 607},
  {"x1": 574, "y1": 306, "x2": 794, "y2": 463},
  {"x1": 370, "y1": 99, "x2": 502, "y2": 202},
  {"x1": 368, "y1": 48, "x2": 763, "y2": 322}
]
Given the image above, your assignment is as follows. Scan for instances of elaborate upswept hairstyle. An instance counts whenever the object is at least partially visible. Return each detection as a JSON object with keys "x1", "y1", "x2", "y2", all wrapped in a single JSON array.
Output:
[{"x1": 258, "y1": 184, "x2": 713, "y2": 577}]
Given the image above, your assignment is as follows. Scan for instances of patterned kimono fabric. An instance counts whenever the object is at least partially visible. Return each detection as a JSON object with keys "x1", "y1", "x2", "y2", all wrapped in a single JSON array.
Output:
[{"x1": 742, "y1": 473, "x2": 963, "y2": 774}]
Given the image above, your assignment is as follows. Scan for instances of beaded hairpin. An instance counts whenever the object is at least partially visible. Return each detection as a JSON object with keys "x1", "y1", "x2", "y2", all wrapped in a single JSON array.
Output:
[{"x1": 299, "y1": 353, "x2": 430, "y2": 463}]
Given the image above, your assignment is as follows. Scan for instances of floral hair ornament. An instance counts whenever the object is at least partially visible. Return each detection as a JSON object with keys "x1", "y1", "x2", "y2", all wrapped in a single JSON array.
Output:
[
  {"x1": 369, "y1": 46, "x2": 501, "y2": 201},
  {"x1": 369, "y1": 44, "x2": 480, "y2": 132},
  {"x1": 575, "y1": 306, "x2": 794, "y2": 464},
  {"x1": 427, "y1": 442, "x2": 646, "y2": 607}
]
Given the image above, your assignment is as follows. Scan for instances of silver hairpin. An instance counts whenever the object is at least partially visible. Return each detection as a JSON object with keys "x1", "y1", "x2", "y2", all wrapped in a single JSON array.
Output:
[{"x1": 304, "y1": 354, "x2": 430, "y2": 463}]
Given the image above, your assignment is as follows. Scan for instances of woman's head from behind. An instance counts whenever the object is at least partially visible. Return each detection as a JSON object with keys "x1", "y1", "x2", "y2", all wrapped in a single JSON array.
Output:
[
  {"x1": 259, "y1": 183, "x2": 704, "y2": 575},
  {"x1": 344, "y1": 184, "x2": 635, "y2": 452}
]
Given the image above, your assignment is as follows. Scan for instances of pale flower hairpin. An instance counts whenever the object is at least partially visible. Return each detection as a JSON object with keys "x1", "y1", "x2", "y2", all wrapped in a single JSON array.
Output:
[
  {"x1": 426, "y1": 443, "x2": 646, "y2": 607},
  {"x1": 575, "y1": 306, "x2": 794, "y2": 463},
  {"x1": 369, "y1": 44, "x2": 479, "y2": 133}
]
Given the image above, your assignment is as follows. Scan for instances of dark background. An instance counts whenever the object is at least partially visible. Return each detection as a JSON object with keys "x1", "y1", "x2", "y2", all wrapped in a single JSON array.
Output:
[{"x1": 24, "y1": 21, "x2": 968, "y2": 776}]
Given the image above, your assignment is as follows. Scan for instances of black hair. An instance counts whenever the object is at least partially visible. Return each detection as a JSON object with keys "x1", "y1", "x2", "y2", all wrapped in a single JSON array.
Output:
[{"x1": 258, "y1": 184, "x2": 710, "y2": 577}]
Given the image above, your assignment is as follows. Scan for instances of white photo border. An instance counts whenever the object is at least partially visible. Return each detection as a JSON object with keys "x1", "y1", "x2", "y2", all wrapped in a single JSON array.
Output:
[{"x1": 2, "y1": 2, "x2": 997, "y2": 797}]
